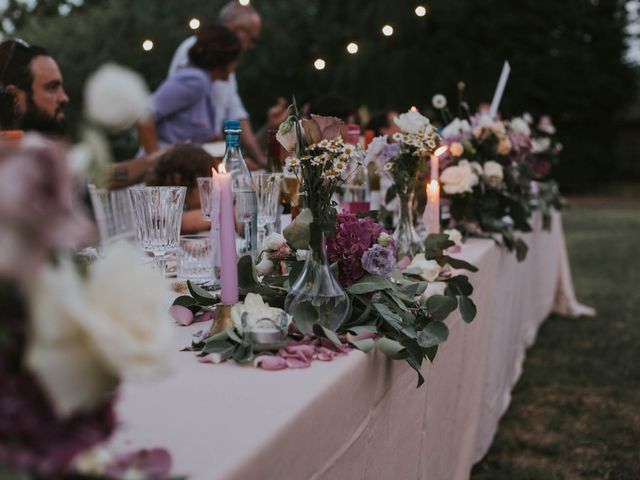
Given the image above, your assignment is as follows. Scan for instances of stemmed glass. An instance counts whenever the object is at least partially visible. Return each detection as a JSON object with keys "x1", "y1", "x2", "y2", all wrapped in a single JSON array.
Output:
[
  {"x1": 129, "y1": 186, "x2": 186, "y2": 276},
  {"x1": 255, "y1": 173, "x2": 283, "y2": 249}
]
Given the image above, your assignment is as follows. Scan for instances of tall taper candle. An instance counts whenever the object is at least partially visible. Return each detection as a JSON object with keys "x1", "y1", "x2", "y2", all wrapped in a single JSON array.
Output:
[
  {"x1": 430, "y1": 145, "x2": 448, "y2": 181},
  {"x1": 210, "y1": 168, "x2": 222, "y2": 284},
  {"x1": 489, "y1": 61, "x2": 511, "y2": 119},
  {"x1": 218, "y1": 165, "x2": 239, "y2": 305},
  {"x1": 425, "y1": 180, "x2": 440, "y2": 235}
]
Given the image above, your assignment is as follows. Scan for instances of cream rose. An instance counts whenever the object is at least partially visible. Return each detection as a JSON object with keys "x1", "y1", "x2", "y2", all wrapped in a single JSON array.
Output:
[
  {"x1": 497, "y1": 136, "x2": 512, "y2": 155},
  {"x1": 364, "y1": 135, "x2": 388, "y2": 165},
  {"x1": 231, "y1": 293, "x2": 291, "y2": 334},
  {"x1": 441, "y1": 118, "x2": 471, "y2": 140},
  {"x1": 25, "y1": 242, "x2": 172, "y2": 417},
  {"x1": 84, "y1": 63, "x2": 150, "y2": 130},
  {"x1": 440, "y1": 160, "x2": 479, "y2": 195},
  {"x1": 483, "y1": 161, "x2": 504, "y2": 188},
  {"x1": 255, "y1": 256, "x2": 275, "y2": 276},
  {"x1": 394, "y1": 110, "x2": 431, "y2": 135},
  {"x1": 531, "y1": 137, "x2": 551, "y2": 153},
  {"x1": 510, "y1": 117, "x2": 531, "y2": 136},
  {"x1": 406, "y1": 254, "x2": 442, "y2": 282},
  {"x1": 263, "y1": 232, "x2": 287, "y2": 251}
]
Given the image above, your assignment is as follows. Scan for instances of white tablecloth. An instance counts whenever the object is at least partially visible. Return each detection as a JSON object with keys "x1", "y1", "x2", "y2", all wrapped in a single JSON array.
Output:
[{"x1": 111, "y1": 211, "x2": 592, "y2": 479}]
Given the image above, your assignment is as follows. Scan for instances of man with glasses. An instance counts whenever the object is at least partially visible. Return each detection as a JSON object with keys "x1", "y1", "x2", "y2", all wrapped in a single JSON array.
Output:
[
  {"x1": 0, "y1": 39, "x2": 69, "y2": 136},
  {"x1": 169, "y1": 1, "x2": 266, "y2": 169}
]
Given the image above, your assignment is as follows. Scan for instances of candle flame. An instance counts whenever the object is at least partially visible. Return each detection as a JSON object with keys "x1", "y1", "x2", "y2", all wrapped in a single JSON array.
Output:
[
  {"x1": 428, "y1": 179, "x2": 439, "y2": 191},
  {"x1": 218, "y1": 164, "x2": 227, "y2": 174},
  {"x1": 434, "y1": 145, "x2": 448, "y2": 157}
]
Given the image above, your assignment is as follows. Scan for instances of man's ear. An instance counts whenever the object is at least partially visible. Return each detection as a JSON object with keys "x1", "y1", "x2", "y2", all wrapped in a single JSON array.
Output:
[{"x1": 5, "y1": 85, "x2": 26, "y2": 113}]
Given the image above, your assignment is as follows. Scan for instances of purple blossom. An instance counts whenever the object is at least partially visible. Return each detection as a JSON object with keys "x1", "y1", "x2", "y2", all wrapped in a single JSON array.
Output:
[
  {"x1": 362, "y1": 244, "x2": 396, "y2": 277},
  {"x1": 378, "y1": 143, "x2": 401, "y2": 165}
]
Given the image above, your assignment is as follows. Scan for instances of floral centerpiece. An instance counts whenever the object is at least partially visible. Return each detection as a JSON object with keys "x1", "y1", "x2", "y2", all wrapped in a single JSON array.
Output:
[
  {"x1": 275, "y1": 104, "x2": 362, "y2": 331},
  {"x1": 174, "y1": 219, "x2": 479, "y2": 387},
  {"x1": 364, "y1": 109, "x2": 441, "y2": 259}
]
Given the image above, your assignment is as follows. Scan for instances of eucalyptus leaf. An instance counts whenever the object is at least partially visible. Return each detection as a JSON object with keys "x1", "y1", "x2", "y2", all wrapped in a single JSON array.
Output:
[
  {"x1": 424, "y1": 345, "x2": 438, "y2": 362},
  {"x1": 400, "y1": 281, "x2": 428, "y2": 299},
  {"x1": 347, "y1": 325, "x2": 378, "y2": 335},
  {"x1": 441, "y1": 255, "x2": 479, "y2": 272},
  {"x1": 373, "y1": 302, "x2": 417, "y2": 339},
  {"x1": 347, "y1": 275, "x2": 395, "y2": 295},
  {"x1": 227, "y1": 328, "x2": 244, "y2": 344},
  {"x1": 291, "y1": 301, "x2": 318, "y2": 335},
  {"x1": 187, "y1": 281, "x2": 215, "y2": 305},
  {"x1": 424, "y1": 233, "x2": 454, "y2": 259},
  {"x1": 405, "y1": 356, "x2": 425, "y2": 388},
  {"x1": 172, "y1": 295, "x2": 198, "y2": 308},
  {"x1": 425, "y1": 295, "x2": 458, "y2": 321},
  {"x1": 376, "y1": 336, "x2": 405, "y2": 357},
  {"x1": 458, "y1": 295, "x2": 477, "y2": 323},
  {"x1": 417, "y1": 321, "x2": 449, "y2": 348},
  {"x1": 347, "y1": 335, "x2": 375, "y2": 352},
  {"x1": 203, "y1": 329, "x2": 229, "y2": 343},
  {"x1": 314, "y1": 324, "x2": 342, "y2": 346},
  {"x1": 232, "y1": 343, "x2": 253, "y2": 363},
  {"x1": 445, "y1": 275, "x2": 474, "y2": 296}
]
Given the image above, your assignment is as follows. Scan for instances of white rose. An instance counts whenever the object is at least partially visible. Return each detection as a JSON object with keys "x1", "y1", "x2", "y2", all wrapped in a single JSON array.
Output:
[
  {"x1": 440, "y1": 160, "x2": 479, "y2": 195},
  {"x1": 510, "y1": 117, "x2": 531, "y2": 136},
  {"x1": 25, "y1": 243, "x2": 172, "y2": 417},
  {"x1": 364, "y1": 135, "x2": 388, "y2": 165},
  {"x1": 256, "y1": 256, "x2": 275, "y2": 276},
  {"x1": 523, "y1": 112, "x2": 534, "y2": 124},
  {"x1": 406, "y1": 253, "x2": 442, "y2": 282},
  {"x1": 263, "y1": 232, "x2": 286, "y2": 251},
  {"x1": 394, "y1": 110, "x2": 431, "y2": 135},
  {"x1": 276, "y1": 118, "x2": 300, "y2": 152},
  {"x1": 470, "y1": 161, "x2": 483, "y2": 176},
  {"x1": 441, "y1": 118, "x2": 471, "y2": 140},
  {"x1": 432, "y1": 94, "x2": 447, "y2": 109},
  {"x1": 295, "y1": 249, "x2": 308, "y2": 261},
  {"x1": 84, "y1": 63, "x2": 150, "y2": 130},
  {"x1": 444, "y1": 228, "x2": 463, "y2": 246},
  {"x1": 231, "y1": 293, "x2": 291, "y2": 334},
  {"x1": 531, "y1": 137, "x2": 551, "y2": 153},
  {"x1": 449, "y1": 141, "x2": 464, "y2": 157},
  {"x1": 483, "y1": 160, "x2": 504, "y2": 188}
]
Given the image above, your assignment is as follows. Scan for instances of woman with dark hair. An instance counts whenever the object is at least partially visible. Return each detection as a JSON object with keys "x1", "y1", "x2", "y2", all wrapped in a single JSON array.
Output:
[
  {"x1": 138, "y1": 25, "x2": 241, "y2": 154},
  {"x1": 145, "y1": 143, "x2": 215, "y2": 233}
]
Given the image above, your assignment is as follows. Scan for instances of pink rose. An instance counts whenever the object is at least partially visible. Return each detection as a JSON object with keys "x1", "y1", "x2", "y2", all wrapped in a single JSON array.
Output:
[
  {"x1": 0, "y1": 136, "x2": 95, "y2": 283},
  {"x1": 301, "y1": 114, "x2": 343, "y2": 144}
]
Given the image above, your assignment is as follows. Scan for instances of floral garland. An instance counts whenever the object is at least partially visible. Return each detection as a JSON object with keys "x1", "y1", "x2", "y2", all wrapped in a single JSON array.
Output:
[{"x1": 174, "y1": 216, "x2": 478, "y2": 387}]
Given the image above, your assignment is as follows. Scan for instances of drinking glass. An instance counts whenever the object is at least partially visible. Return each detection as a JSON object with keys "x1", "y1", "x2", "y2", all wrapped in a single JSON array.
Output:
[
  {"x1": 255, "y1": 173, "x2": 283, "y2": 248},
  {"x1": 129, "y1": 186, "x2": 186, "y2": 275},
  {"x1": 177, "y1": 234, "x2": 213, "y2": 284}
]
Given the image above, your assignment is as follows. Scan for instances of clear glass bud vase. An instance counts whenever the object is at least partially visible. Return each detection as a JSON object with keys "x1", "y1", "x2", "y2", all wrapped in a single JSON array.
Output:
[
  {"x1": 284, "y1": 232, "x2": 350, "y2": 332},
  {"x1": 393, "y1": 191, "x2": 424, "y2": 259}
]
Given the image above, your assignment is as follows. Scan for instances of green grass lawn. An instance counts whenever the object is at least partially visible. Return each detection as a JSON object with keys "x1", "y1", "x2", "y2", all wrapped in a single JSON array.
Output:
[{"x1": 471, "y1": 206, "x2": 640, "y2": 480}]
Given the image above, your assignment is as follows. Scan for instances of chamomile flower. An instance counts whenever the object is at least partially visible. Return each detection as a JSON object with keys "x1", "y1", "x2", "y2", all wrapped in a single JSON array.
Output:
[
  {"x1": 285, "y1": 156, "x2": 300, "y2": 169},
  {"x1": 333, "y1": 157, "x2": 348, "y2": 173},
  {"x1": 318, "y1": 139, "x2": 331, "y2": 149},
  {"x1": 342, "y1": 143, "x2": 356, "y2": 157},
  {"x1": 323, "y1": 169, "x2": 340, "y2": 178},
  {"x1": 392, "y1": 132, "x2": 404, "y2": 142}
]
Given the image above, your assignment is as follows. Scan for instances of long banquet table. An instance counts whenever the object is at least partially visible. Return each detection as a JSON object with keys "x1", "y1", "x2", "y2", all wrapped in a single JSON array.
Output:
[{"x1": 110, "y1": 211, "x2": 592, "y2": 480}]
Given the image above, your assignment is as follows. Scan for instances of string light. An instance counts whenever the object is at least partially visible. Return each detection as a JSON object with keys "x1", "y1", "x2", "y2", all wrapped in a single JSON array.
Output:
[
  {"x1": 142, "y1": 39, "x2": 154, "y2": 51},
  {"x1": 314, "y1": 58, "x2": 326, "y2": 70},
  {"x1": 346, "y1": 42, "x2": 359, "y2": 54},
  {"x1": 415, "y1": 5, "x2": 428, "y2": 17},
  {"x1": 382, "y1": 25, "x2": 394, "y2": 37},
  {"x1": 189, "y1": 18, "x2": 200, "y2": 30},
  {"x1": 238, "y1": 0, "x2": 250, "y2": 5}
]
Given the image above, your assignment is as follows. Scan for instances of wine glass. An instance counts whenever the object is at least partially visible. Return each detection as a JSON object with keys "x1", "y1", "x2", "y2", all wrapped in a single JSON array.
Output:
[
  {"x1": 129, "y1": 186, "x2": 186, "y2": 276},
  {"x1": 255, "y1": 173, "x2": 283, "y2": 249},
  {"x1": 196, "y1": 177, "x2": 213, "y2": 219}
]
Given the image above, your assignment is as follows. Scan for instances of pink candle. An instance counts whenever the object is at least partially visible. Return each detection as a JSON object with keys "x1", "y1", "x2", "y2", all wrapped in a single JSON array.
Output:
[
  {"x1": 431, "y1": 145, "x2": 448, "y2": 181},
  {"x1": 424, "y1": 180, "x2": 440, "y2": 235},
  {"x1": 210, "y1": 168, "x2": 221, "y2": 279},
  {"x1": 217, "y1": 165, "x2": 239, "y2": 305}
]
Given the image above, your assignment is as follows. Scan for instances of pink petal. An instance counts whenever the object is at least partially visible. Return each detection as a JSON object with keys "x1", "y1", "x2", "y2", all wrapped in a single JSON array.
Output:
[
  {"x1": 194, "y1": 309, "x2": 215, "y2": 323},
  {"x1": 397, "y1": 256, "x2": 412, "y2": 270},
  {"x1": 169, "y1": 305, "x2": 194, "y2": 326},
  {"x1": 254, "y1": 355, "x2": 287, "y2": 370},
  {"x1": 286, "y1": 344, "x2": 315, "y2": 360},
  {"x1": 447, "y1": 245, "x2": 462, "y2": 254},
  {"x1": 285, "y1": 357, "x2": 311, "y2": 369},
  {"x1": 198, "y1": 353, "x2": 225, "y2": 364}
]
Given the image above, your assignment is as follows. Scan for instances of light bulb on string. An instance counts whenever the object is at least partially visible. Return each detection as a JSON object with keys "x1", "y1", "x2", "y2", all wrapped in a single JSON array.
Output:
[
  {"x1": 346, "y1": 42, "x2": 359, "y2": 54},
  {"x1": 415, "y1": 5, "x2": 428, "y2": 17},
  {"x1": 189, "y1": 18, "x2": 200, "y2": 30},
  {"x1": 142, "y1": 39, "x2": 154, "y2": 51},
  {"x1": 239, "y1": 0, "x2": 250, "y2": 5},
  {"x1": 314, "y1": 58, "x2": 326, "y2": 70},
  {"x1": 382, "y1": 25, "x2": 394, "y2": 37}
]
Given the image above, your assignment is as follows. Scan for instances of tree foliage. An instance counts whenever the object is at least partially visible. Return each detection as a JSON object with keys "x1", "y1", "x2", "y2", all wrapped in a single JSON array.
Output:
[{"x1": 3, "y1": 0, "x2": 637, "y2": 187}]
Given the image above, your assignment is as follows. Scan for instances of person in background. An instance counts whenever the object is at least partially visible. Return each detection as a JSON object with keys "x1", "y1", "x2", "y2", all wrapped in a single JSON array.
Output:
[
  {"x1": 0, "y1": 39, "x2": 69, "y2": 136},
  {"x1": 366, "y1": 110, "x2": 401, "y2": 138},
  {"x1": 144, "y1": 144, "x2": 214, "y2": 234},
  {"x1": 138, "y1": 25, "x2": 241, "y2": 155},
  {"x1": 169, "y1": 1, "x2": 267, "y2": 169}
]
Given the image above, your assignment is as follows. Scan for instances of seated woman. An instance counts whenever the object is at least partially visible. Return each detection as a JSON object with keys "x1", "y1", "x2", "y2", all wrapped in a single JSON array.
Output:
[
  {"x1": 138, "y1": 25, "x2": 241, "y2": 154},
  {"x1": 144, "y1": 144, "x2": 214, "y2": 234}
]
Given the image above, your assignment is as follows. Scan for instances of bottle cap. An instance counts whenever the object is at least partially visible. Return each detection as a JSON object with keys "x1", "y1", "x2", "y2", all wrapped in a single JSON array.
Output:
[{"x1": 224, "y1": 120, "x2": 241, "y2": 131}]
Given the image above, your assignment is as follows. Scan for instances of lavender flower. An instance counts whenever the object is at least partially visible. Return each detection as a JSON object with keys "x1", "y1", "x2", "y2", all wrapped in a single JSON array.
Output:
[{"x1": 362, "y1": 244, "x2": 396, "y2": 277}]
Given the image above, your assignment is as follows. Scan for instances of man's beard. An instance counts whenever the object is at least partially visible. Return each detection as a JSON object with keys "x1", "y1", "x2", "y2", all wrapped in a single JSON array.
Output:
[{"x1": 20, "y1": 94, "x2": 66, "y2": 135}]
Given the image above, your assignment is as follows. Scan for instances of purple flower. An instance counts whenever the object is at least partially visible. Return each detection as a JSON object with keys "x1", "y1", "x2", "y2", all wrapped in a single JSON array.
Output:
[
  {"x1": 379, "y1": 143, "x2": 401, "y2": 165},
  {"x1": 362, "y1": 244, "x2": 396, "y2": 277}
]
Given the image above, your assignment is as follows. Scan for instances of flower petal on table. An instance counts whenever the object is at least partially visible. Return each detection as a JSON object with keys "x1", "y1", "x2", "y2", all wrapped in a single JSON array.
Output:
[
  {"x1": 254, "y1": 355, "x2": 287, "y2": 370},
  {"x1": 198, "y1": 353, "x2": 225, "y2": 364},
  {"x1": 169, "y1": 305, "x2": 194, "y2": 326}
]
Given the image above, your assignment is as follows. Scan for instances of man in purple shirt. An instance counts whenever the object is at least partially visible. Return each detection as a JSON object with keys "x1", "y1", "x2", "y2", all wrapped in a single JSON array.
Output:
[{"x1": 138, "y1": 25, "x2": 241, "y2": 154}]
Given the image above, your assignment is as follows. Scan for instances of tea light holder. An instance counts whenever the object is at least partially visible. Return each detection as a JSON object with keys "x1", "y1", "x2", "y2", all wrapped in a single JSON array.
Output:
[{"x1": 243, "y1": 311, "x2": 289, "y2": 351}]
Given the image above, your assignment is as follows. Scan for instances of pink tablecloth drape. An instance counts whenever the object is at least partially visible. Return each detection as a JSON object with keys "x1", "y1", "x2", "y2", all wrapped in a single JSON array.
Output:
[{"x1": 111, "y1": 210, "x2": 593, "y2": 480}]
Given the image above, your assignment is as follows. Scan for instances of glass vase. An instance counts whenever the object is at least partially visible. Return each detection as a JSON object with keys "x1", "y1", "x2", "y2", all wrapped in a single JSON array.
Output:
[
  {"x1": 393, "y1": 191, "x2": 424, "y2": 259},
  {"x1": 284, "y1": 231, "x2": 350, "y2": 332}
]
